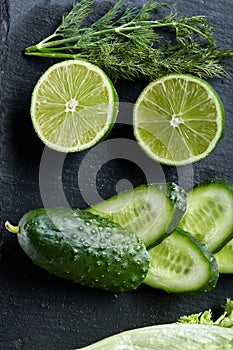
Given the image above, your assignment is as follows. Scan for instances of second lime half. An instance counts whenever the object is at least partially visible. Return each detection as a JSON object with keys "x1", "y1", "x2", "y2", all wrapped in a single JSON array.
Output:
[{"x1": 133, "y1": 74, "x2": 224, "y2": 166}]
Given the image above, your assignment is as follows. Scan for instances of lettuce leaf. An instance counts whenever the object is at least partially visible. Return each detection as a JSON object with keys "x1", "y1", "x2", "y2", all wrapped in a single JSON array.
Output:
[{"x1": 178, "y1": 298, "x2": 233, "y2": 328}]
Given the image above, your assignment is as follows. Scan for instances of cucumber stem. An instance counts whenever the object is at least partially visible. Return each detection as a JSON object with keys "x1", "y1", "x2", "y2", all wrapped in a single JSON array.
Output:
[{"x1": 5, "y1": 221, "x2": 20, "y2": 234}]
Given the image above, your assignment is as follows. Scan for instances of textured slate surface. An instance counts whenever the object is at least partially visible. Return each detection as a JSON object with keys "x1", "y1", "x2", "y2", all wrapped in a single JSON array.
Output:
[{"x1": 0, "y1": 0, "x2": 233, "y2": 349}]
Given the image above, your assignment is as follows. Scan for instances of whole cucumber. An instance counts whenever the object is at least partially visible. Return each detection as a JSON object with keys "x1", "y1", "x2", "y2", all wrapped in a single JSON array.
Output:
[{"x1": 5, "y1": 208, "x2": 149, "y2": 292}]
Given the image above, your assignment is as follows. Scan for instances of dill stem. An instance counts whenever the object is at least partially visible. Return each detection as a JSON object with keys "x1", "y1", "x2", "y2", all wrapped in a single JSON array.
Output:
[
  {"x1": 25, "y1": 51, "x2": 82, "y2": 59},
  {"x1": 26, "y1": 20, "x2": 209, "y2": 53}
]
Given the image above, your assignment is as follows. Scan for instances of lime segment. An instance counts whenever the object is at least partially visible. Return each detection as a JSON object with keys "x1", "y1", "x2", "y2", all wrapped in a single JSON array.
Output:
[
  {"x1": 31, "y1": 60, "x2": 118, "y2": 152},
  {"x1": 133, "y1": 74, "x2": 224, "y2": 166}
]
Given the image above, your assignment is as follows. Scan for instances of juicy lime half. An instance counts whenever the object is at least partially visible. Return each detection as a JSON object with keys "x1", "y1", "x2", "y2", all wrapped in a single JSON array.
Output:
[
  {"x1": 133, "y1": 74, "x2": 224, "y2": 166},
  {"x1": 30, "y1": 60, "x2": 118, "y2": 152}
]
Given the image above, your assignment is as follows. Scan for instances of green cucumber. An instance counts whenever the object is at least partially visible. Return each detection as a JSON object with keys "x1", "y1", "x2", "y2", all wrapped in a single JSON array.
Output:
[
  {"x1": 5, "y1": 208, "x2": 149, "y2": 292},
  {"x1": 144, "y1": 228, "x2": 219, "y2": 295},
  {"x1": 87, "y1": 183, "x2": 186, "y2": 249},
  {"x1": 179, "y1": 179, "x2": 233, "y2": 253},
  {"x1": 75, "y1": 324, "x2": 233, "y2": 349},
  {"x1": 214, "y1": 240, "x2": 233, "y2": 273}
]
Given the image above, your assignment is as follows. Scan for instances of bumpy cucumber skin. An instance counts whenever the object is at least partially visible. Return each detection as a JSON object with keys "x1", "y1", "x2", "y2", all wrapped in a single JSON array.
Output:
[
  {"x1": 150, "y1": 182, "x2": 187, "y2": 233},
  {"x1": 18, "y1": 208, "x2": 149, "y2": 292},
  {"x1": 144, "y1": 228, "x2": 219, "y2": 296},
  {"x1": 180, "y1": 178, "x2": 233, "y2": 253}
]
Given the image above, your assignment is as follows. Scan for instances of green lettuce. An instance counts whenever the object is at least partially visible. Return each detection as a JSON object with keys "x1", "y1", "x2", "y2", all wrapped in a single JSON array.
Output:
[{"x1": 178, "y1": 298, "x2": 233, "y2": 328}]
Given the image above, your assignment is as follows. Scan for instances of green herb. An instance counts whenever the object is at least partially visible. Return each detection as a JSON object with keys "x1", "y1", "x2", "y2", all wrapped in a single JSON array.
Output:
[
  {"x1": 178, "y1": 298, "x2": 233, "y2": 328},
  {"x1": 25, "y1": 0, "x2": 233, "y2": 81}
]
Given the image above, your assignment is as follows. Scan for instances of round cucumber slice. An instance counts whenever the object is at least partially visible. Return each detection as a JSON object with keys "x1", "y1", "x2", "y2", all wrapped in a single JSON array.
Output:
[
  {"x1": 87, "y1": 183, "x2": 185, "y2": 248},
  {"x1": 144, "y1": 228, "x2": 219, "y2": 295},
  {"x1": 179, "y1": 179, "x2": 233, "y2": 253}
]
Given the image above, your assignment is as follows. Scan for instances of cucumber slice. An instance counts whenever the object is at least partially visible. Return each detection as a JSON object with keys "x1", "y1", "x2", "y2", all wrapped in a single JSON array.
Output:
[
  {"x1": 144, "y1": 228, "x2": 219, "y2": 295},
  {"x1": 179, "y1": 179, "x2": 233, "y2": 253},
  {"x1": 76, "y1": 324, "x2": 233, "y2": 350},
  {"x1": 87, "y1": 183, "x2": 186, "y2": 248},
  {"x1": 151, "y1": 182, "x2": 187, "y2": 233},
  {"x1": 215, "y1": 240, "x2": 233, "y2": 273}
]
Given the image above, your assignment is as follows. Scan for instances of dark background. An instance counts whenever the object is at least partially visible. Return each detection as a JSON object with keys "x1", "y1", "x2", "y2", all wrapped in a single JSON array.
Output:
[{"x1": 0, "y1": 0, "x2": 233, "y2": 349}]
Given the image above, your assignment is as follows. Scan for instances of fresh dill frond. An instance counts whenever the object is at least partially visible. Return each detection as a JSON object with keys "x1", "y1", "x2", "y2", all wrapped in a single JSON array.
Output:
[
  {"x1": 56, "y1": 0, "x2": 95, "y2": 36},
  {"x1": 91, "y1": 0, "x2": 123, "y2": 30},
  {"x1": 25, "y1": 0, "x2": 233, "y2": 81}
]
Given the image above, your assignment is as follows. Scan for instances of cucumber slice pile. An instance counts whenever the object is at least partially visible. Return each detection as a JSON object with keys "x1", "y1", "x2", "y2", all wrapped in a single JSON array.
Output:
[
  {"x1": 87, "y1": 178, "x2": 233, "y2": 294},
  {"x1": 144, "y1": 228, "x2": 218, "y2": 295},
  {"x1": 87, "y1": 183, "x2": 186, "y2": 248}
]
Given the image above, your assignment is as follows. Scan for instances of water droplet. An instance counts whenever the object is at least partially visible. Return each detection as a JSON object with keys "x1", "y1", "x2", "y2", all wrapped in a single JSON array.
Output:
[
  {"x1": 134, "y1": 259, "x2": 141, "y2": 265},
  {"x1": 72, "y1": 234, "x2": 78, "y2": 239},
  {"x1": 79, "y1": 226, "x2": 84, "y2": 231},
  {"x1": 91, "y1": 229, "x2": 97, "y2": 234}
]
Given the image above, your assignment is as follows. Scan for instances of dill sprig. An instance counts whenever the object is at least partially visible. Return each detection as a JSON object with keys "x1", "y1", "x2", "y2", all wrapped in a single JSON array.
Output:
[{"x1": 25, "y1": 0, "x2": 233, "y2": 81}]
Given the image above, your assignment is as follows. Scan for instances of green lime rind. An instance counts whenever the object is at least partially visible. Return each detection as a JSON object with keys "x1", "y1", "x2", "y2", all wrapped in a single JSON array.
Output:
[
  {"x1": 179, "y1": 178, "x2": 233, "y2": 253},
  {"x1": 144, "y1": 228, "x2": 219, "y2": 296},
  {"x1": 30, "y1": 60, "x2": 119, "y2": 153},
  {"x1": 133, "y1": 74, "x2": 224, "y2": 166},
  {"x1": 75, "y1": 324, "x2": 233, "y2": 349}
]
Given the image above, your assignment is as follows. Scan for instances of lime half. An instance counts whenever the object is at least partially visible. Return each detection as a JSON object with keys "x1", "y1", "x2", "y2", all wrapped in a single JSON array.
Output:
[
  {"x1": 31, "y1": 60, "x2": 118, "y2": 152},
  {"x1": 133, "y1": 74, "x2": 224, "y2": 166}
]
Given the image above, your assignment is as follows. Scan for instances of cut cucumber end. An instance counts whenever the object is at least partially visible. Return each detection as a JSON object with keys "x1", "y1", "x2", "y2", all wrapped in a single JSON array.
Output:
[
  {"x1": 144, "y1": 228, "x2": 219, "y2": 296},
  {"x1": 214, "y1": 239, "x2": 233, "y2": 273}
]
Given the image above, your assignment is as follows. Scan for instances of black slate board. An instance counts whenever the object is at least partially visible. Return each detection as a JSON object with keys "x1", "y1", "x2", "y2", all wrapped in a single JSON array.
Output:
[{"x1": 0, "y1": 0, "x2": 233, "y2": 349}]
